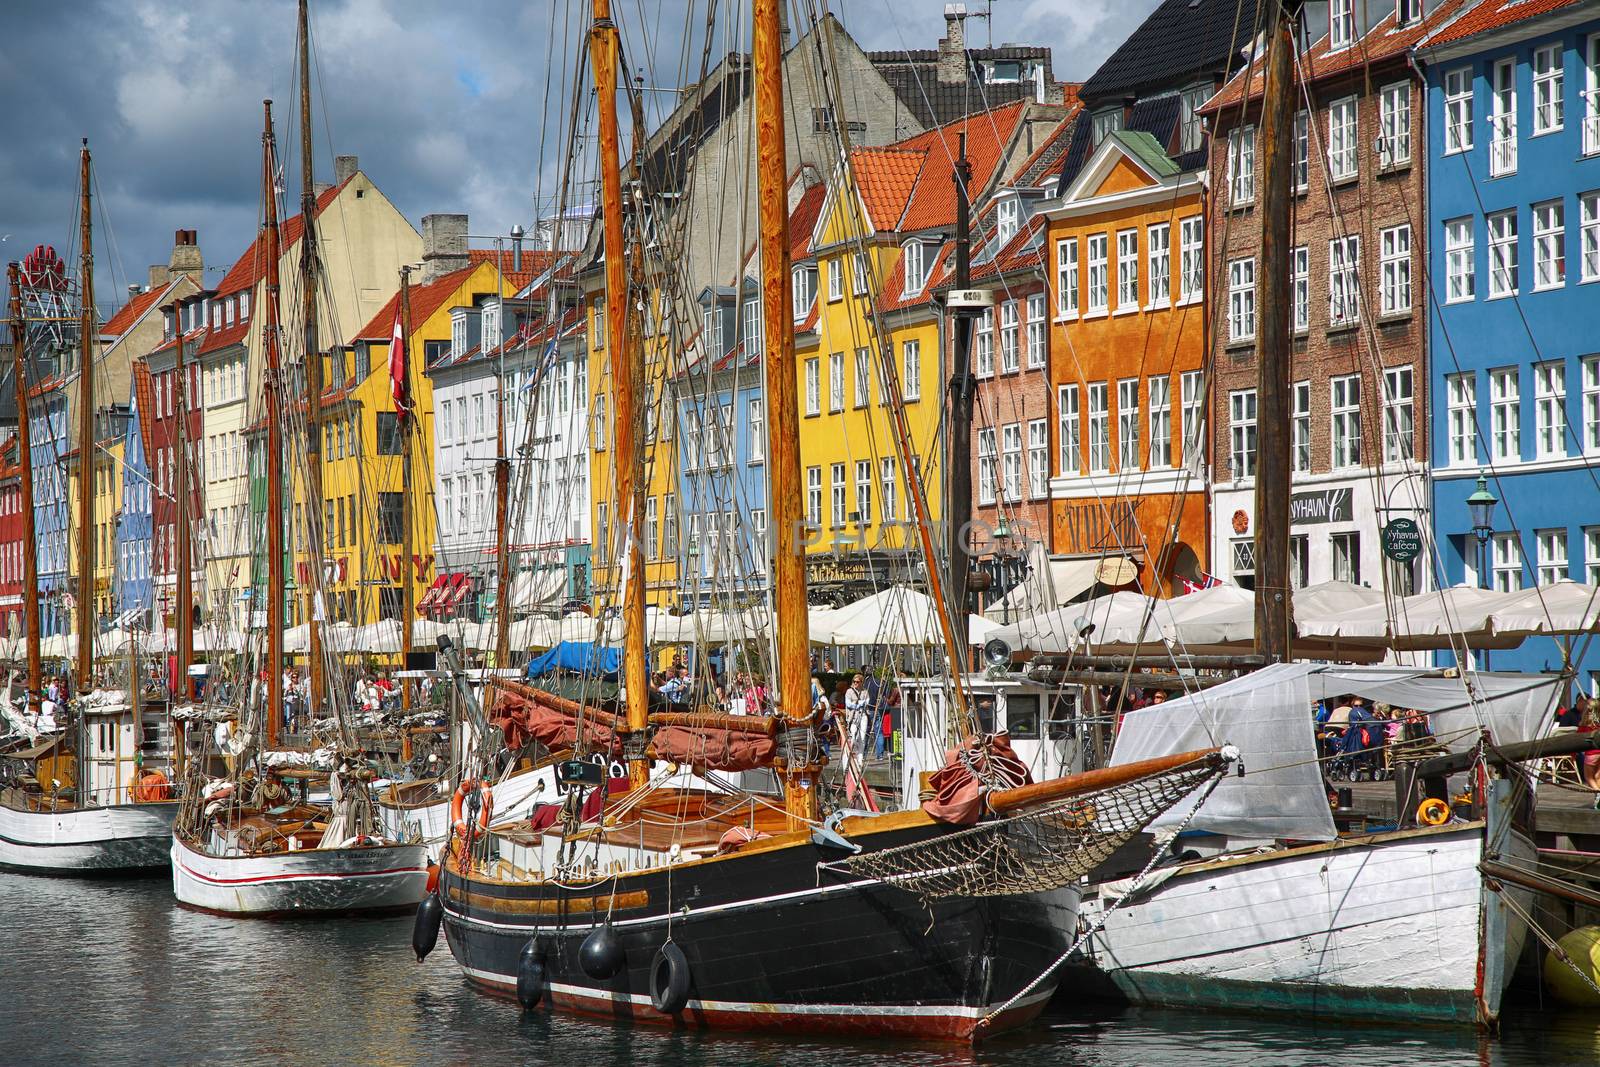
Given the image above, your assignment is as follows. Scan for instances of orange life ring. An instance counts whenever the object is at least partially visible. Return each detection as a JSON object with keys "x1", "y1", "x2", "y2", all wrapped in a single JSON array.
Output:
[
  {"x1": 131, "y1": 770, "x2": 171, "y2": 804},
  {"x1": 1417, "y1": 798, "x2": 1451, "y2": 826},
  {"x1": 449, "y1": 779, "x2": 494, "y2": 838}
]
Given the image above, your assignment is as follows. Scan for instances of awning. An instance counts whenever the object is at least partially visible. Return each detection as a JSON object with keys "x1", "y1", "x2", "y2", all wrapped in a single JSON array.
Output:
[
  {"x1": 984, "y1": 553, "x2": 1138, "y2": 621},
  {"x1": 417, "y1": 574, "x2": 451, "y2": 614},
  {"x1": 509, "y1": 568, "x2": 567, "y2": 612},
  {"x1": 443, "y1": 574, "x2": 474, "y2": 612}
]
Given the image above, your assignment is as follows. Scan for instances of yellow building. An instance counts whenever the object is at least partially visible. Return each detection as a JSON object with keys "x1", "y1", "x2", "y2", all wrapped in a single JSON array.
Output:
[{"x1": 65, "y1": 421, "x2": 124, "y2": 626}]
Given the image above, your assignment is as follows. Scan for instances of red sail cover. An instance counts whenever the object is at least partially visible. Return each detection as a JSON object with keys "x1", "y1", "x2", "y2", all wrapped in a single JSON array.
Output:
[
  {"x1": 921, "y1": 734, "x2": 1033, "y2": 825},
  {"x1": 651, "y1": 725, "x2": 776, "y2": 772},
  {"x1": 492, "y1": 692, "x2": 618, "y2": 755}
]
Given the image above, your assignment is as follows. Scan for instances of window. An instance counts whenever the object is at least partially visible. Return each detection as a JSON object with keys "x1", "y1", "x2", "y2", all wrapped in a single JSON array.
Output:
[
  {"x1": 1329, "y1": 236, "x2": 1360, "y2": 326},
  {"x1": 377, "y1": 492, "x2": 404, "y2": 545},
  {"x1": 1445, "y1": 217, "x2": 1475, "y2": 303},
  {"x1": 804, "y1": 358, "x2": 820, "y2": 416},
  {"x1": 1533, "y1": 44, "x2": 1563, "y2": 136},
  {"x1": 1292, "y1": 245, "x2": 1309, "y2": 331},
  {"x1": 1228, "y1": 126, "x2": 1256, "y2": 204},
  {"x1": 1491, "y1": 367, "x2": 1521, "y2": 461},
  {"x1": 746, "y1": 398, "x2": 765, "y2": 463},
  {"x1": 854, "y1": 348, "x2": 871, "y2": 408},
  {"x1": 1056, "y1": 237, "x2": 1079, "y2": 317},
  {"x1": 375, "y1": 411, "x2": 403, "y2": 456},
  {"x1": 1491, "y1": 59, "x2": 1517, "y2": 177},
  {"x1": 1331, "y1": 532, "x2": 1361, "y2": 586},
  {"x1": 1379, "y1": 82, "x2": 1411, "y2": 167},
  {"x1": 996, "y1": 198, "x2": 1020, "y2": 246},
  {"x1": 1148, "y1": 376, "x2": 1172, "y2": 469},
  {"x1": 1179, "y1": 85, "x2": 1210, "y2": 154},
  {"x1": 975, "y1": 308, "x2": 995, "y2": 378},
  {"x1": 1116, "y1": 379, "x2": 1141, "y2": 470},
  {"x1": 1331, "y1": 375, "x2": 1361, "y2": 468},
  {"x1": 855, "y1": 460, "x2": 872, "y2": 525},
  {"x1": 1584, "y1": 355, "x2": 1600, "y2": 452},
  {"x1": 1538, "y1": 528, "x2": 1569, "y2": 585},
  {"x1": 1383, "y1": 366, "x2": 1414, "y2": 464},
  {"x1": 1379, "y1": 225, "x2": 1412, "y2": 315},
  {"x1": 1180, "y1": 370, "x2": 1204, "y2": 468},
  {"x1": 1533, "y1": 200, "x2": 1565, "y2": 290},
  {"x1": 473, "y1": 393, "x2": 486, "y2": 438},
  {"x1": 1492, "y1": 532, "x2": 1524, "y2": 592},
  {"x1": 851, "y1": 252, "x2": 869, "y2": 296},
  {"x1": 902, "y1": 340, "x2": 921, "y2": 401},
  {"x1": 1445, "y1": 67, "x2": 1474, "y2": 154},
  {"x1": 1026, "y1": 294, "x2": 1046, "y2": 368},
  {"x1": 1092, "y1": 108, "x2": 1123, "y2": 146},
  {"x1": 1584, "y1": 192, "x2": 1600, "y2": 281},
  {"x1": 1028, "y1": 419, "x2": 1049, "y2": 497},
  {"x1": 663, "y1": 494, "x2": 678, "y2": 556},
  {"x1": 1588, "y1": 33, "x2": 1600, "y2": 155},
  {"x1": 1447, "y1": 372, "x2": 1478, "y2": 466},
  {"x1": 644, "y1": 497, "x2": 659, "y2": 559},
  {"x1": 1231, "y1": 538, "x2": 1256, "y2": 588},
  {"x1": 1146, "y1": 223, "x2": 1171, "y2": 307},
  {"x1": 1116, "y1": 229, "x2": 1139, "y2": 309},
  {"x1": 1086, "y1": 234, "x2": 1109, "y2": 313},
  {"x1": 1489, "y1": 210, "x2": 1519, "y2": 297},
  {"x1": 806, "y1": 466, "x2": 822, "y2": 528},
  {"x1": 1058, "y1": 384, "x2": 1080, "y2": 474},
  {"x1": 1294, "y1": 110, "x2": 1309, "y2": 192},
  {"x1": 881, "y1": 457, "x2": 898, "y2": 521},
  {"x1": 1292, "y1": 381, "x2": 1311, "y2": 473},
  {"x1": 1589, "y1": 527, "x2": 1600, "y2": 585},
  {"x1": 831, "y1": 464, "x2": 847, "y2": 527},
  {"x1": 902, "y1": 240, "x2": 929, "y2": 295},
  {"x1": 1230, "y1": 389, "x2": 1257, "y2": 480},
  {"x1": 743, "y1": 297, "x2": 763, "y2": 355},
  {"x1": 1180, "y1": 217, "x2": 1204, "y2": 302},
  {"x1": 1087, "y1": 383, "x2": 1110, "y2": 474},
  {"x1": 1535, "y1": 360, "x2": 1567, "y2": 458},
  {"x1": 792, "y1": 265, "x2": 817, "y2": 320},
  {"x1": 1396, "y1": 0, "x2": 1421, "y2": 27},
  {"x1": 828, "y1": 353, "x2": 844, "y2": 413},
  {"x1": 827, "y1": 258, "x2": 843, "y2": 302},
  {"x1": 1328, "y1": 97, "x2": 1358, "y2": 181},
  {"x1": 999, "y1": 299, "x2": 1021, "y2": 373},
  {"x1": 1002, "y1": 423, "x2": 1023, "y2": 502},
  {"x1": 455, "y1": 398, "x2": 467, "y2": 443},
  {"x1": 1228, "y1": 257, "x2": 1256, "y2": 342},
  {"x1": 1330, "y1": 0, "x2": 1354, "y2": 49},
  {"x1": 978, "y1": 428, "x2": 997, "y2": 504}
]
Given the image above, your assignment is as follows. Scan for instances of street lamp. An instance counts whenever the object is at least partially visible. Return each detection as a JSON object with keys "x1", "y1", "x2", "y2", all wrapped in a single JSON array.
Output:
[{"x1": 1466, "y1": 471, "x2": 1498, "y2": 591}]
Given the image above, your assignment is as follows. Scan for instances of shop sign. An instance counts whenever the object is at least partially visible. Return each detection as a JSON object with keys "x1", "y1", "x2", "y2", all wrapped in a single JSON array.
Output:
[
  {"x1": 1289, "y1": 488, "x2": 1352, "y2": 526},
  {"x1": 1381, "y1": 518, "x2": 1423, "y2": 563}
]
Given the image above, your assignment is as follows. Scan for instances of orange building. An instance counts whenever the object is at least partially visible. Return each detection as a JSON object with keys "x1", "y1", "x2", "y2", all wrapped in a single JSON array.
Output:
[{"x1": 1044, "y1": 129, "x2": 1210, "y2": 596}]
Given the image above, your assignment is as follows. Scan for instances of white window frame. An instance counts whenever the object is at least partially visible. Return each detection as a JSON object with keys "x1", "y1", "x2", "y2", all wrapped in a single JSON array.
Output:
[
  {"x1": 1587, "y1": 33, "x2": 1600, "y2": 155},
  {"x1": 1116, "y1": 228, "x2": 1139, "y2": 311},
  {"x1": 1292, "y1": 380, "x2": 1312, "y2": 474},
  {"x1": 828, "y1": 352, "x2": 844, "y2": 413},
  {"x1": 1117, "y1": 378, "x2": 1141, "y2": 471},
  {"x1": 1228, "y1": 125, "x2": 1256, "y2": 205},
  {"x1": 1583, "y1": 191, "x2": 1600, "y2": 282},
  {"x1": 1148, "y1": 375, "x2": 1172, "y2": 469},
  {"x1": 1379, "y1": 81, "x2": 1411, "y2": 168},
  {"x1": 975, "y1": 307, "x2": 995, "y2": 379},
  {"x1": 1230, "y1": 389, "x2": 1257, "y2": 481},
  {"x1": 1086, "y1": 233, "x2": 1109, "y2": 314},
  {"x1": 1492, "y1": 532, "x2": 1524, "y2": 592},
  {"x1": 1533, "y1": 43, "x2": 1564, "y2": 136},
  {"x1": 1329, "y1": 235, "x2": 1361, "y2": 326},
  {"x1": 999, "y1": 299, "x2": 1021, "y2": 373},
  {"x1": 1535, "y1": 359, "x2": 1567, "y2": 458},
  {"x1": 1491, "y1": 367, "x2": 1522, "y2": 462},
  {"x1": 749, "y1": 397, "x2": 765, "y2": 463},
  {"x1": 1328, "y1": 97, "x2": 1358, "y2": 182},
  {"x1": 1028, "y1": 418, "x2": 1049, "y2": 497},
  {"x1": 1026, "y1": 293, "x2": 1046, "y2": 368},
  {"x1": 855, "y1": 460, "x2": 872, "y2": 525},
  {"x1": 1228, "y1": 257, "x2": 1256, "y2": 343},
  {"x1": 1383, "y1": 366, "x2": 1414, "y2": 464},
  {"x1": 1379, "y1": 224, "x2": 1412, "y2": 316},
  {"x1": 1146, "y1": 223, "x2": 1171, "y2": 308},
  {"x1": 1491, "y1": 58, "x2": 1518, "y2": 177},
  {"x1": 880, "y1": 457, "x2": 898, "y2": 521},
  {"x1": 1294, "y1": 110, "x2": 1309, "y2": 192},
  {"x1": 792, "y1": 265, "x2": 817, "y2": 321},
  {"x1": 1538, "y1": 528, "x2": 1570, "y2": 586},
  {"x1": 1330, "y1": 0, "x2": 1354, "y2": 50},
  {"x1": 1179, "y1": 216, "x2": 1204, "y2": 304},
  {"x1": 1447, "y1": 372, "x2": 1478, "y2": 466},
  {"x1": 831, "y1": 463, "x2": 847, "y2": 528},
  {"x1": 854, "y1": 347, "x2": 871, "y2": 408},
  {"x1": 1445, "y1": 217, "x2": 1476, "y2": 303},
  {"x1": 806, "y1": 466, "x2": 822, "y2": 528},
  {"x1": 902, "y1": 240, "x2": 928, "y2": 296},
  {"x1": 1292, "y1": 245, "x2": 1309, "y2": 332},
  {"x1": 1588, "y1": 526, "x2": 1600, "y2": 585},
  {"x1": 851, "y1": 252, "x2": 869, "y2": 296},
  {"x1": 1001, "y1": 423, "x2": 1023, "y2": 503},
  {"x1": 827, "y1": 258, "x2": 843, "y2": 302},
  {"x1": 977, "y1": 429, "x2": 997, "y2": 505},
  {"x1": 1088, "y1": 382, "x2": 1110, "y2": 474},
  {"x1": 996, "y1": 198, "x2": 1020, "y2": 246},
  {"x1": 1058, "y1": 384, "x2": 1080, "y2": 474},
  {"x1": 804, "y1": 357, "x2": 820, "y2": 416},
  {"x1": 1056, "y1": 237, "x2": 1079, "y2": 318},
  {"x1": 1488, "y1": 209, "x2": 1519, "y2": 298},
  {"x1": 902, "y1": 339, "x2": 921, "y2": 401},
  {"x1": 1330, "y1": 373, "x2": 1362, "y2": 469},
  {"x1": 1584, "y1": 354, "x2": 1600, "y2": 453},
  {"x1": 1533, "y1": 199, "x2": 1566, "y2": 291},
  {"x1": 1445, "y1": 66, "x2": 1474, "y2": 155}
]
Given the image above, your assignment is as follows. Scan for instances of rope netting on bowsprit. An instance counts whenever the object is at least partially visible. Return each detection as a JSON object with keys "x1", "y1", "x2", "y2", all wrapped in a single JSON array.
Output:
[{"x1": 824, "y1": 757, "x2": 1227, "y2": 901}]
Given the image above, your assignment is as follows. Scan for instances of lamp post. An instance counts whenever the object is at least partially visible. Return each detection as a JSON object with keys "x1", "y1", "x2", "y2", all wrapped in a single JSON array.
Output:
[
  {"x1": 993, "y1": 514, "x2": 1013, "y2": 626},
  {"x1": 1466, "y1": 471, "x2": 1499, "y2": 591}
]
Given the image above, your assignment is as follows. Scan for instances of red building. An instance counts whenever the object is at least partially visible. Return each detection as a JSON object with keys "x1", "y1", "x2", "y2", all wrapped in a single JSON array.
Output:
[{"x1": 0, "y1": 437, "x2": 23, "y2": 638}]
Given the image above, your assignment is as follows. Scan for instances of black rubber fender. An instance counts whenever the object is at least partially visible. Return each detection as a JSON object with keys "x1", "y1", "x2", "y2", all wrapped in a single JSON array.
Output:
[
  {"x1": 579, "y1": 923, "x2": 625, "y2": 979},
  {"x1": 650, "y1": 941, "x2": 692, "y2": 1014},
  {"x1": 412, "y1": 893, "x2": 443, "y2": 962},
  {"x1": 517, "y1": 938, "x2": 545, "y2": 1009}
]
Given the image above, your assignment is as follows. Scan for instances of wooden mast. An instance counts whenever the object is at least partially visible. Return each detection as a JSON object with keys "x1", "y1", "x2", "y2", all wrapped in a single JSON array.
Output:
[
  {"x1": 75, "y1": 139, "x2": 95, "y2": 694},
  {"x1": 753, "y1": 0, "x2": 819, "y2": 826},
  {"x1": 1252, "y1": 0, "x2": 1301, "y2": 662},
  {"x1": 263, "y1": 100, "x2": 286, "y2": 743},
  {"x1": 173, "y1": 298, "x2": 193, "y2": 704},
  {"x1": 399, "y1": 266, "x2": 415, "y2": 710},
  {"x1": 297, "y1": 0, "x2": 327, "y2": 713},
  {"x1": 590, "y1": 0, "x2": 649, "y2": 788},
  {"x1": 7, "y1": 264, "x2": 42, "y2": 710}
]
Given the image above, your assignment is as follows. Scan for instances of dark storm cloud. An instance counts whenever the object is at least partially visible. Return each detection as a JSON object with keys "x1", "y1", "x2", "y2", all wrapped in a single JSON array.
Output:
[{"x1": 0, "y1": 0, "x2": 1149, "y2": 316}]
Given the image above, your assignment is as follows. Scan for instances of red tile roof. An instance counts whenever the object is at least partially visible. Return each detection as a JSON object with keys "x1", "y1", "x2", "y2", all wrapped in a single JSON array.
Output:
[
  {"x1": 789, "y1": 181, "x2": 828, "y2": 260},
  {"x1": 102, "y1": 281, "x2": 176, "y2": 337},
  {"x1": 354, "y1": 263, "x2": 477, "y2": 342},
  {"x1": 1425, "y1": 0, "x2": 1586, "y2": 49},
  {"x1": 131, "y1": 360, "x2": 156, "y2": 460},
  {"x1": 895, "y1": 100, "x2": 1029, "y2": 233},
  {"x1": 849, "y1": 147, "x2": 928, "y2": 232},
  {"x1": 467, "y1": 247, "x2": 555, "y2": 294},
  {"x1": 210, "y1": 179, "x2": 350, "y2": 298}
]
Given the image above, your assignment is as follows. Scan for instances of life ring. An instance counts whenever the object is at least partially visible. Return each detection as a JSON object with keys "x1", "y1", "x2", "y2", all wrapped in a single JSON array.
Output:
[
  {"x1": 1417, "y1": 798, "x2": 1451, "y2": 826},
  {"x1": 649, "y1": 942, "x2": 692, "y2": 1014},
  {"x1": 130, "y1": 770, "x2": 171, "y2": 803},
  {"x1": 449, "y1": 779, "x2": 494, "y2": 838}
]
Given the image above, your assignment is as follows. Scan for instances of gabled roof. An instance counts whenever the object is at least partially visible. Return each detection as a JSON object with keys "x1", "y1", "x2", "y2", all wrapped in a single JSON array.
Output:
[
  {"x1": 102, "y1": 280, "x2": 180, "y2": 337},
  {"x1": 1012, "y1": 113, "x2": 1079, "y2": 189},
  {"x1": 354, "y1": 264, "x2": 477, "y2": 342},
  {"x1": 849, "y1": 148, "x2": 929, "y2": 232},
  {"x1": 867, "y1": 46, "x2": 1056, "y2": 128},
  {"x1": 211, "y1": 178, "x2": 350, "y2": 298},
  {"x1": 130, "y1": 360, "x2": 156, "y2": 463},
  {"x1": 467, "y1": 247, "x2": 554, "y2": 294},
  {"x1": 789, "y1": 181, "x2": 828, "y2": 260},
  {"x1": 1423, "y1": 0, "x2": 1588, "y2": 50},
  {"x1": 894, "y1": 100, "x2": 1030, "y2": 233},
  {"x1": 1080, "y1": 0, "x2": 1262, "y2": 105}
]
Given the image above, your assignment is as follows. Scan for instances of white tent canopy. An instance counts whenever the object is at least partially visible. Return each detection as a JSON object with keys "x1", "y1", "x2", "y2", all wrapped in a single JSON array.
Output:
[
  {"x1": 982, "y1": 550, "x2": 1139, "y2": 622},
  {"x1": 815, "y1": 585, "x2": 997, "y2": 646}
]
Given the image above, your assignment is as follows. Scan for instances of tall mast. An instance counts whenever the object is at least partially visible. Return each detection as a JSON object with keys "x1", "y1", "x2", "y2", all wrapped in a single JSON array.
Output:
[
  {"x1": 754, "y1": 0, "x2": 819, "y2": 826},
  {"x1": 947, "y1": 134, "x2": 974, "y2": 619},
  {"x1": 1252, "y1": 0, "x2": 1301, "y2": 662},
  {"x1": 590, "y1": 0, "x2": 648, "y2": 787},
  {"x1": 492, "y1": 324, "x2": 511, "y2": 674},
  {"x1": 174, "y1": 298, "x2": 193, "y2": 703},
  {"x1": 399, "y1": 267, "x2": 415, "y2": 710},
  {"x1": 75, "y1": 139, "x2": 94, "y2": 693},
  {"x1": 263, "y1": 100, "x2": 286, "y2": 741},
  {"x1": 297, "y1": 0, "x2": 327, "y2": 713},
  {"x1": 7, "y1": 264, "x2": 41, "y2": 709}
]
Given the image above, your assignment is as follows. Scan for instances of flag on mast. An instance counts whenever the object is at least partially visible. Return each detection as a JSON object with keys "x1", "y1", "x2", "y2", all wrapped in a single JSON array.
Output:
[{"x1": 388, "y1": 300, "x2": 411, "y2": 421}]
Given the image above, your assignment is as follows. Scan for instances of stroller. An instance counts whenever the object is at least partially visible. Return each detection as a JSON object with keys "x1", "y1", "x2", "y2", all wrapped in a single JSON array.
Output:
[{"x1": 1326, "y1": 712, "x2": 1389, "y2": 782}]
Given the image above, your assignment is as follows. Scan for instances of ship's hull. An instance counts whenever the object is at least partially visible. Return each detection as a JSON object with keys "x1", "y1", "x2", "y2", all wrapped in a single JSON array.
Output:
[
  {"x1": 440, "y1": 815, "x2": 1079, "y2": 1041},
  {"x1": 0, "y1": 798, "x2": 177, "y2": 874},
  {"x1": 1074, "y1": 818, "x2": 1534, "y2": 1026},
  {"x1": 171, "y1": 833, "x2": 430, "y2": 916}
]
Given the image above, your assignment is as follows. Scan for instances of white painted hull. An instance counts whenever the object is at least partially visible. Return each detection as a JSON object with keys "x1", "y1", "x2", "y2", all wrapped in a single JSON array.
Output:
[
  {"x1": 376, "y1": 765, "x2": 559, "y2": 860},
  {"x1": 0, "y1": 799, "x2": 177, "y2": 873},
  {"x1": 1076, "y1": 820, "x2": 1535, "y2": 1025},
  {"x1": 170, "y1": 834, "x2": 430, "y2": 915}
]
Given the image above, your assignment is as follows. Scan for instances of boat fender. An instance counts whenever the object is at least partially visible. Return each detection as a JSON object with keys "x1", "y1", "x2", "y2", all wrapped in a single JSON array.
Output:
[
  {"x1": 579, "y1": 923, "x2": 625, "y2": 980},
  {"x1": 517, "y1": 938, "x2": 546, "y2": 1009},
  {"x1": 412, "y1": 894, "x2": 444, "y2": 962},
  {"x1": 1417, "y1": 798, "x2": 1451, "y2": 826},
  {"x1": 649, "y1": 942, "x2": 691, "y2": 1014},
  {"x1": 425, "y1": 863, "x2": 440, "y2": 894}
]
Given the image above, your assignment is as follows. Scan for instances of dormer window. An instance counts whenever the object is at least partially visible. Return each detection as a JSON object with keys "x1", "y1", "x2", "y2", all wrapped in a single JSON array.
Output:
[
  {"x1": 482, "y1": 300, "x2": 501, "y2": 354},
  {"x1": 239, "y1": 291, "x2": 250, "y2": 321},
  {"x1": 1330, "y1": 0, "x2": 1354, "y2": 50},
  {"x1": 1092, "y1": 109, "x2": 1123, "y2": 147},
  {"x1": 451, "y1": 308, "x2": 468, "y2": 359},
  {"x1": 1179, "y1": 86, "x2": 1211, "y2": 154},
  {"x1": 224, "y1": 299, "x2": 235, "y2": 328},
  {"x1": 211, "y1": 301, "x2": 221, "y2": 330},
  {"x1": 791, "y1": 265, "x2": 817, "y2": 321},
  {"x1": 163, "y1": 311, "x2": 175, "y2": 341},
  {"x1": 1395, "y1": 0, "x2": 1420, "y2": 27},
  {"x1": 902, "y1": 240, "x2": 929, "y2": 296},
  {"x1": 702, "y1": 303, "x2": 725, "y2": 355},
  {"x1": 996, "y1": 198, "x2": 1020, "y2": 246}
]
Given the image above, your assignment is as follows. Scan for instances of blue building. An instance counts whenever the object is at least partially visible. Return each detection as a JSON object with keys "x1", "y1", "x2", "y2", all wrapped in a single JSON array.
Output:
[
  {"x1": 1423, "y1": 1, "x2": 1600, "y2": 688},
  {"x1": 115, "y1": 363, "x2": 156, "y2": 622},
  {"x1": 672, "y1": 280, "x2": 768, "y2": 609},
  {"x1": 31, "y1": 382, "x2": 70, "y2": 637}
]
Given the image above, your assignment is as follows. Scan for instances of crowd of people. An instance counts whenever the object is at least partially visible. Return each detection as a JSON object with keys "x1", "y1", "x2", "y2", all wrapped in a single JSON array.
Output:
[{"x1": 1312, "y1": 695, "x2": 1436, "y2": 778}]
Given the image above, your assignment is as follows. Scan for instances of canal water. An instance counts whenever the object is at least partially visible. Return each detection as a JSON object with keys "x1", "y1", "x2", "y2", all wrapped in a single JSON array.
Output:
[{"x1": 2, "y1": 870, "x2": 1597, "y2": 1066}]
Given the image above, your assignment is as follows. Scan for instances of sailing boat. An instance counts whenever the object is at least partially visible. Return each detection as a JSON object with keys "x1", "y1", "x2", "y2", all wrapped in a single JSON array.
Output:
[
  {"x1": 169, "y1": 5, "x2": 426, "y2": 914},
  {"x1": 0, "y1": 143, "x2": 179, "y2": 873},
  {"x1": 421, "y1": 0, "x2": 1232, "y2": 1041}
]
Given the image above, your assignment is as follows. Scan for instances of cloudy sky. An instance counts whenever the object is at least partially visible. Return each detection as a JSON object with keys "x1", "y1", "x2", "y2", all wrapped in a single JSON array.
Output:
[{"x1": 0, "y1": 0, "x2": 1147, "y2": 314}]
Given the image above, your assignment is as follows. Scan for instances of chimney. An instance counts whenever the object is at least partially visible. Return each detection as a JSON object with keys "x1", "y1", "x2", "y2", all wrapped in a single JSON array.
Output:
[
  {"x1": 421, "y1": 213, "x2": 470, "y2": 283},
  {"x1": 168, "y1": 229, "x2": 203, "y2": 283},
  {"x1": 127, "y1": 284, "x2": 141, "y2": 297},
  {"x1": 314, "y1": 181, "x2": 334, "y2": 196},
  {"x1": 938, "y1": 4, "x2": 968, "y2": 86},
  {"x1": 148, "y1": 264, "x2": 170, "y2": 289},
  {"x1": 335, "y1": 155, "x2": 359, "y2": 184},
  {"x1": 510, "y1": 223, "x2": 526, "y2": 274}
]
